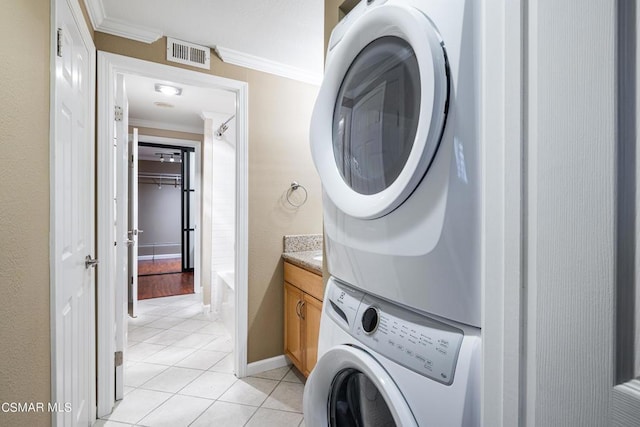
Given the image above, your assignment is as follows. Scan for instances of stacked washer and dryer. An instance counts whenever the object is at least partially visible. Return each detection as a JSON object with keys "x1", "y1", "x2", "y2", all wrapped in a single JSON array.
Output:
[{"x1": 303, "y1": 0, "x2": 481, "y2": 426}]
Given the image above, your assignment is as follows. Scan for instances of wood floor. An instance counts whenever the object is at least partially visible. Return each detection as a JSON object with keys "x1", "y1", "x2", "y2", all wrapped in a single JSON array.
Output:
[
  {"x1": 138, "y1": 258, "x2": 182, "y2": 275},
  {"x1": 138, "y1": 258, "x2": 193, "y2": 300}
]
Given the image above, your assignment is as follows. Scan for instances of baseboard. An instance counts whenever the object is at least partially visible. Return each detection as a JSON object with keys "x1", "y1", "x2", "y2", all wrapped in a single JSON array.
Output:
[
  {"x1": 201, "y1": 303, "x2": 211, "y2": 314},
  {"x1": 138, "y1": 253, "x2": 181, "y2": 261},
  {"x1": 245, "y1": 355, "x2": 291, "y2": 377}
]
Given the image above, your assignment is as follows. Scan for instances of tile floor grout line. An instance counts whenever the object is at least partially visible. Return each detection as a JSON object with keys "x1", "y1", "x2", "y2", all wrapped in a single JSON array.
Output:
[
  {"x1": 114, "y1": 293, "x2": 311, "y2": 426},
  {"x1": 185, "y1": 397, "x2": 219, "y2": 427},
  {"x1": 131, "y1": 390, "x2": 173, "y2": 426}
]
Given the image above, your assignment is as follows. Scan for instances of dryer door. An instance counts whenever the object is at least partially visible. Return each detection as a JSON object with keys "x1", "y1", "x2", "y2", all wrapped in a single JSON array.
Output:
[
  {"x1": 303, "y1": 345, "x2": 417, "y2": 427},
  {"x1": 311, "y1": 3, "x2": 449, "y2": 219}
]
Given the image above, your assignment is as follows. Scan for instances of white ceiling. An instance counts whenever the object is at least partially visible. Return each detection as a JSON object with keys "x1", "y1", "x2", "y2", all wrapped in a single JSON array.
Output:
[
  {"x1": 125, "y1": 73, "x2": 236, "y2": 134},
  {"x1": 91, "y1": 0, "x2": 324, "y2": 82}
]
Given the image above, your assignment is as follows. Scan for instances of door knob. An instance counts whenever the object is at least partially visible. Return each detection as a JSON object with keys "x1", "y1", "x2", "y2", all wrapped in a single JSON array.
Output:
[{"x1": 85, "y1": 255, "x2": 99, "y2": 269}]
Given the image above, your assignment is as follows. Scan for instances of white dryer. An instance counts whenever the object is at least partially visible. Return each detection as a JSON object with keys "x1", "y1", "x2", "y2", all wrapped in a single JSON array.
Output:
[
  {"x1": 303, "y1": 278, "x2": 480, "y2": 426},
  {"x1": 311, "y1": 0, "x2": 481, "y2": 327}
]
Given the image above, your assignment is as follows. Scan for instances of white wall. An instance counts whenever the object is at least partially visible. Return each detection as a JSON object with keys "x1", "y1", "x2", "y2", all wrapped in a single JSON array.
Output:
[
  {"x1": 206, "y1": 113, "x2": 236, "y2": 331},
  {"x1": 211, "y1": 114, "x2": 237, "y2": 278}
]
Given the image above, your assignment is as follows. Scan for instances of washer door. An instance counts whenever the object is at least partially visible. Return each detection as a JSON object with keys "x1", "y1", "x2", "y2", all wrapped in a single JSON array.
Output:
[
  {"x1": 303, "y1": 345, "x2": 417, "y2": 427},
  {"x1": 311, "y1": 3, "x2": 449, "y2": 219}
]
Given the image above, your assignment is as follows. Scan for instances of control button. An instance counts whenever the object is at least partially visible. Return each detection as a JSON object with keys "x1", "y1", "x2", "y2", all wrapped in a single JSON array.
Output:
[{"x1": 361, "y1": 307, "x2": 379, "y2": 334}]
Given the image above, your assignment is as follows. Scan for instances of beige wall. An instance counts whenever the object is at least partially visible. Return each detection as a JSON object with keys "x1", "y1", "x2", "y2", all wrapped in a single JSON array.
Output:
[
  {"x1": 0, "y1": 1, "x2": 51, "y2": 426},
  {"x1": 133, "y1": 126, "x2": 203, "y2": 142},
  {"x1": 99, "y1": 33, "x2": 322, "y2": 362},
  {"x1": 324, "y1": 0, "x2": 343, "y2": 59},
  {"x1": 245, "y1": 71, "x2": 322, "y2": 361}
]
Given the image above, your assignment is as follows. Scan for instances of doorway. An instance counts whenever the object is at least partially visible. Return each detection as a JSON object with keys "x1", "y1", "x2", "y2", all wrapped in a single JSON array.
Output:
[
  {"x1": 96, "y1": 52, "x2": 249, "y2": 417},
  {"x1": 137, "y1": 142, "x2": 196, "y2": 299}
]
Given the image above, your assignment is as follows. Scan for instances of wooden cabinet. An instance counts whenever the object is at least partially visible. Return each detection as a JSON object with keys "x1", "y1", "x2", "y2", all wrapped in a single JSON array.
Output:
[
  {"x1": 302, "y1": 293, "x2": 322, "y2": 374},
  {"x1": 283, "y1": 261, "x2": 323, "y2": 377},
  {"x1": 284, "y1": 282, "x2": 303, "y2": 369}
]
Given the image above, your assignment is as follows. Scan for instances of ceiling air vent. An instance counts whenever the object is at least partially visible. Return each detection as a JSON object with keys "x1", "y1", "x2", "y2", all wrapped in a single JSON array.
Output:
[{"x1": 166, "y1": 37, "x2": 210, "y2": 70}]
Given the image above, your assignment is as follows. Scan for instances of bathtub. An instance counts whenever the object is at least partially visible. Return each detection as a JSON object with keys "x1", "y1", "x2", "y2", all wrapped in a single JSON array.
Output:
[{"x1": 212, "y1": 270, "x2": 235, "y2": 339}]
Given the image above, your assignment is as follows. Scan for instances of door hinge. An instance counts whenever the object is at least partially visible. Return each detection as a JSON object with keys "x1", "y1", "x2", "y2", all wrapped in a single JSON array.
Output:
[
  {"x1": 114, "y1": 105, "x2": 123, "y2": 122},
  {"x1": 131, "y1": 276, "x2": 133, "y2": 285},
  {"x1": 115, "y1": 351, "x2": 123, "y2": 367},
  {"x1": 56, "y1": 28, "x2": 63, "y2": 57}
]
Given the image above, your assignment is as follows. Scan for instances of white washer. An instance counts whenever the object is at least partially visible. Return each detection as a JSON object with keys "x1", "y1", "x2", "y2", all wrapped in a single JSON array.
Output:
[
  {"x1": 311, "y1": 0, "x2": 481, "y2": 327},
  {"x1": 304, "y1": 278, "x2": 480, "y2": 426}
]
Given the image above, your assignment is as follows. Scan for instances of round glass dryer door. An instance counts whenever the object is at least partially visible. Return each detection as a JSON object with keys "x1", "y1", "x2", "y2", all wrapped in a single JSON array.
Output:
[
  {"x1": 333, "y1": 36, "x2": 420, "y2": 196},
  {"x1": 310, "y1": 3, "x2": 449, "y2": 219}
]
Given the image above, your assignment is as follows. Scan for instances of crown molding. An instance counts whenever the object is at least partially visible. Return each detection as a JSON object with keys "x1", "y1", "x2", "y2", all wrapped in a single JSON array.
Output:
[
  {"x1": 215, "y1": 46, "x2": 322, "y2": 86},
  {"x1": 83, "y1": 0, "x2": 162, "y2": 43},
  {"x1": 129, "y1": 118, "x2": 204, "y2": 136},
  {"x1": 96, "y1": 17, "x2": 163, "y2": 43},
  {"x1": 83, "y1": 0, "x2": 105, "y2": 30}
]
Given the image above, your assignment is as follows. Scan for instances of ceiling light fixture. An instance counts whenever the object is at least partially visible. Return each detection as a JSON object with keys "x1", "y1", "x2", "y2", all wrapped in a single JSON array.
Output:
[
  {"x1": 159, "y1": 154, "x2": 165, "y2": 162},
  {"x1": 169, "y1": 154, "x2": 175, "y2": 163},
  {"x1": 154, "y1": 83, "x2": 183, "y2": 96}
]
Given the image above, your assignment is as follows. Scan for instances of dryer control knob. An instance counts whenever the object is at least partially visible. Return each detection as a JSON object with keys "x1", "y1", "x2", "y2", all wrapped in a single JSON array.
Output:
[{"x1": 362, "y1": 307, "x2": 379, "y2": 334}]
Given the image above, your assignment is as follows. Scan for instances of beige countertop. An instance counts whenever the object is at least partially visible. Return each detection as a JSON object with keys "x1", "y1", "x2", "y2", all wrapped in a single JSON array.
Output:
[{"x1": 282, "y1": 250, "x2": 322, "y2": 276}]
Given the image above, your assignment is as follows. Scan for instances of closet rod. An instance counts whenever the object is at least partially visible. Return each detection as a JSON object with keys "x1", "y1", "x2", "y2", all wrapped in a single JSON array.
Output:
[{"x1": 138, "y1": 172, "x2": 181, "y2": 180}]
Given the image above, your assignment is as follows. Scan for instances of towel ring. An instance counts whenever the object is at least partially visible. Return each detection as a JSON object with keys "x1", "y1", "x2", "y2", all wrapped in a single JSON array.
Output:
[{"x1": 286, "y1": 181, "x2": 308, "y2": 208}]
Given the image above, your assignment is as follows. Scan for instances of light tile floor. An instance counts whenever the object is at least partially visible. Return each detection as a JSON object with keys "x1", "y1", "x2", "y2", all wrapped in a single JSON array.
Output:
[{"x1": 97, "y1": 293, "x2": 306, "y2": 427}]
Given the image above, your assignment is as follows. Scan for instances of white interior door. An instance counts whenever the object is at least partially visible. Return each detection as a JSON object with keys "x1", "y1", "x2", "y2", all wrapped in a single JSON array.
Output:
[
  {"x1": 128, "y1": 129, "x2": 140, "y2": 318},
  {"x1": 52, "y1": 0, "x2": 95, "y2": 424},
  {"x1": 114, "y1": 74, "x2": 129, "y2": 400}
]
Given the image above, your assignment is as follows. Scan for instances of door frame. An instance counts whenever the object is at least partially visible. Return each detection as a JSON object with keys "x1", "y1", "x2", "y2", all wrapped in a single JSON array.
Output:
[
  {"x1": 482, "y1": 0, "x2": 640, "y2": 424},
  {"x1": 136, "y1": 136, "x2": 202, "y2": 293},
  {"x1": 49, "y1": 0, "x2": 96, "y2": 424},
  {"x1": 96, "y1": 52, "x2": 249, "y2": 416},
  {"x1": 481, "y1": 0, "x2": 525, "y2": 425}
]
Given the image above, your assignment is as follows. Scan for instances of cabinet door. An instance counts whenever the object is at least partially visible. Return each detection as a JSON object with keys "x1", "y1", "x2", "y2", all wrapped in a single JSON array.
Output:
[
  {"x1": 303, "y1": 294, "x2": 323, "y2": 376},
  {"x1": 284, "y1": 282, "x2": 303, "y2": 370}
]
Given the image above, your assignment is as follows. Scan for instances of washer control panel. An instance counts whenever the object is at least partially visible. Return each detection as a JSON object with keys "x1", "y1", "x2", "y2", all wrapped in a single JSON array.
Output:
[
  {"x1": 326, "y1": 278, "x2": 364, "y2": 329},
  {"x1": 326, "y1": 278, "x2": 464, "y2": 385}
]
